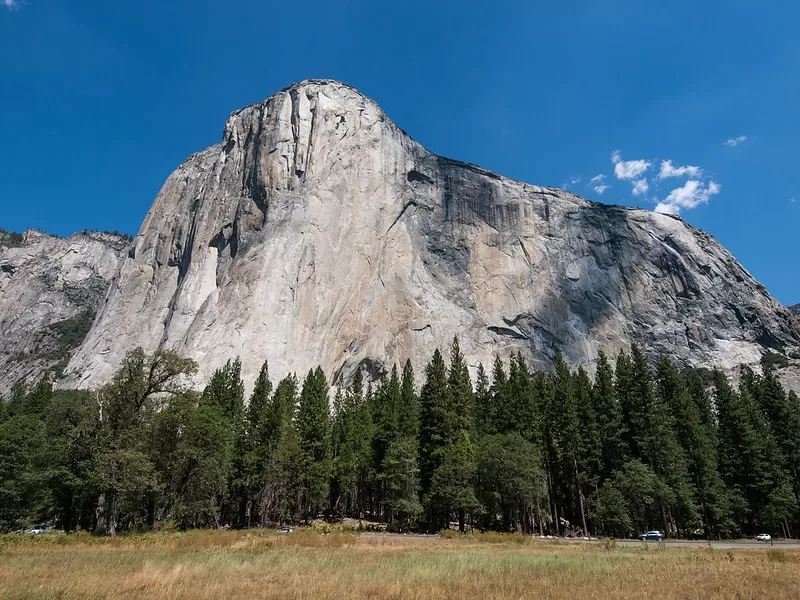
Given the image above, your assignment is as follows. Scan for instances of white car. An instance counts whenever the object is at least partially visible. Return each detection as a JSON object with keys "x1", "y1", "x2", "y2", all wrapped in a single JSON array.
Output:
[
  {"x1": 24, "y1": 527, "x2": 45, "y2": 534},
  {"x1": 756, "y1": 533, "x2": 771, "y2": 542}
]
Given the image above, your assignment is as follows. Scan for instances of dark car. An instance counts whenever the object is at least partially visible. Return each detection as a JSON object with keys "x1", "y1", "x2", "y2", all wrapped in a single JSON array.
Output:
[{"x1": 638, "y1": 530, "x2": 664, "y2": 541}]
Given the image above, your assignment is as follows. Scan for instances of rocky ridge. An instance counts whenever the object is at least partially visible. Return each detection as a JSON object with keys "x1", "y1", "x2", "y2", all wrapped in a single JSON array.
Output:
[
  {"x1": 0, "y1": 230, "x2": 127, "y2": 396},
  {"x1": 53, "y1": 79, "x2": 799, "y2": 393}
]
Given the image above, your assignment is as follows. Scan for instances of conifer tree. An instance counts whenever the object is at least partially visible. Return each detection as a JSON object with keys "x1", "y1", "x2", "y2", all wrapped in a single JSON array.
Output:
[
  {"x1": 419, "y1": 349, "x2": 448, "y2": 502},
  {"x1": 750, "y1": 365, "x2": 800, "y2": 504},
  {"x1": 242, "y1": 360, "x2": 273, "y2": 525},
  {"x1": 259, "y1": 375, "x2": 301, "y2": 524},
  {"x1": 372, "y1": 366, "x2": 401, "y2": 488},
  {"x1": 380, "y1": 436, "x2": 422, "y2": 529},
  {"x1": 475, "y1": 432, "x2": 545, "y2": 533},
  {"x1": 447, "y1": 337, "x2": 474, "y2": 439},
  {"x1": 657, "y1": 358, "x2": 727, "y2": 537},
  {"x1": 592, "y1": 350, "x2": 627, "y2": 478},
  {"x1": 295, "y1": 367, "x2": 332, "y2": 522},
  {"x1": 398, "y1": 360, "x2": 418, "y2": 438},
  {"x1": 473, "y1": 363, "x2": 491, "y2": 435},
  {"x1": 712, "y1": 370, "x2": 786, "y2": 534},
  {"x1": 371, "y1": 360, "x2": 422, "y2": 527},
  {"x1": 506, "y1": 353, "x2": 537, "y2": 439},
  {"x1": 199, "y1": 358, "x2": 248, "y2": 526},
  {"x1": 430, "y1": 431, "x2": 479, "y2": 532}
]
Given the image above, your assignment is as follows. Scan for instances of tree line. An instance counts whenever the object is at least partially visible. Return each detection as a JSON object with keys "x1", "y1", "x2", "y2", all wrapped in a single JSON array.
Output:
[{"x1": 2, "y1": 339, "x2": 799, "y2": 539}]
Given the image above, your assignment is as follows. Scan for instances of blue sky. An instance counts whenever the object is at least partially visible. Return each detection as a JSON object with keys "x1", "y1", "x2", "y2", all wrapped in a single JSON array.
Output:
[{"x1": 1, "y1": 0, "x2": 798, "y2": 304}]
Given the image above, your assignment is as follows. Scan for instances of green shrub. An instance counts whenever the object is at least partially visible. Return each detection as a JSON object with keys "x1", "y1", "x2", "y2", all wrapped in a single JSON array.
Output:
[
  {"x1": 761, "y1": 352, "x2": 790, "y2": 370},
  {"x1": 0, "y1": 228, "x2": 24, "y2": 247}
]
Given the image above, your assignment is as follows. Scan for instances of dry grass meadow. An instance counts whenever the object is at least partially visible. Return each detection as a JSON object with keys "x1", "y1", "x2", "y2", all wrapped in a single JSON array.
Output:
[{"x1": 1, "y1": 529, "x2": 799, "y2": 599}]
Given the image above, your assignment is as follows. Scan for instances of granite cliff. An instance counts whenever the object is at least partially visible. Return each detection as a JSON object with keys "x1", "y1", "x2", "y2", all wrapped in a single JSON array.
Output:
[
  {"x1": 0, "y1": 230, "x2": 126, "y2": 395},
  {"x1": 43, "y1": 79, "x2": 796, "y2": 392}
]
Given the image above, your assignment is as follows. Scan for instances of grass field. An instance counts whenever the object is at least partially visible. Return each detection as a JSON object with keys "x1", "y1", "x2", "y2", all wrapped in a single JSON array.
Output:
[{"x1": 1, "y1": 529, "x2": 799, "y2": 599}]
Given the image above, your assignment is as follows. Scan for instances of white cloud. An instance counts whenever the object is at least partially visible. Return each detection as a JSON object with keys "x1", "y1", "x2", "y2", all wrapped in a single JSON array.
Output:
[
  {"x1": 3, "y1": 0, "x2": 19, "y2": 8},
  {"x1": 562, "y1": 176, "x2": 581, "y2": 188},
  {"x1": 724, "y1": 135, "x2": 747, "y2": 147},
  {"x1": 632, "y1": 179, "x2": 648, "y2": 196},
  {"x1": 653, "y1": 201, "x2": 680, "y2": 215},
  {"x1": 611, "y1": 150, "x2": 651, "y2": 180},
  {"x1": 589, "y1": 174, "x2": 609, "y2": 194},
  {"x1": 658, "y1": 160, "x2": 702, "y2": 179},
  {"x1": 654, "y1": 180, "x2": 721, "y2": 215}
]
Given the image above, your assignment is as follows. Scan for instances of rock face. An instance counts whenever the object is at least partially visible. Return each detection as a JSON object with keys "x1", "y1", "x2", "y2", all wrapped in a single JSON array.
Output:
[
  {"x1": 62, "y1": 79, "x2": 800, "y2": 391},
  {"x1": 0, "y1": 230, "x2": 127, "y2": 396}
]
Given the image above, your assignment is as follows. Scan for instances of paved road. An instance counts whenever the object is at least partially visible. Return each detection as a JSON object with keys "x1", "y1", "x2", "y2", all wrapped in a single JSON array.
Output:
[
  {"x1": 359, "y1": 533, "x2": 800, "y2": 549},
  {"x1": 607, "y1": 539, "x2": 800, "y2": 550},
  {"x1": 567, "y1": 538, "x2": 800, "y2": 550}
]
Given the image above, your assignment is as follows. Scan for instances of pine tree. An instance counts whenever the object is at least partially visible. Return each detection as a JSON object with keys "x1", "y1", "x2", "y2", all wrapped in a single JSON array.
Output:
[
  {"x1": 430, "y1": 337, "x2": 478, "y2": 531},
  {"x1": 447, "y1": 337, "x2": 474, "y2": 439},
  {"x1": 242, "y1": 360, "x2": 273, "y2": 526},
  {"x1": 429, "y1": 431, "x2": 479, "y2": 532},
  {"x1": 751, "y1": 365, "x2": 800, "y2": 505},
  {"x1": 657, "y1": 358, "x2": 727, "y2": 537},
  {"x1": 419, "y1": 349, "x2": 448, "y2": 502},
  {"x1": 684, "y1": 366, "x2": 734, "y2": 537},
  {"x1": 201, "y1": 358, "x2": 245, "y2": 423},
  {"x1": 488, "y1": 356, "x2": 509, "y2": 435},
  {"x1": 473, "y1": 363, "x2": 491, "y2": 435},
  {"x1": 372, "y1": 366, "x2": 401, "y2": 490},
  {"x1": 626, "y1": 348, "x2": 696, "y2": 535},
  {"x1": 200, "y1": 358, "x2": 248, "y2": 526},
  {"x1": 475, "y1": 432, "x2": 545, "y2": 533},
  {"x1": 507, "y1": 353, "x2": 538, "y2": 440},
  {"x1": 295, "y1": 367, "x2": 332, "y2": 522},
  {"x1": 259, "y1": 375, "x2": 301, "y2": 524},
  {"x1": 614, "y1": 349, "x2": 637, "y2": 459},
  {"x1": 398, "y1": 360, "x2": 419, "y2": 439},
  {"x1": 380, "y1": 437, "x2": 422, "y2": 529},
  {"x1": 592, "y1": 350, "x2": 628, "y2": 478},
  {"x1": 712, "y1": 370, "x2": 787, "y2": 534}
]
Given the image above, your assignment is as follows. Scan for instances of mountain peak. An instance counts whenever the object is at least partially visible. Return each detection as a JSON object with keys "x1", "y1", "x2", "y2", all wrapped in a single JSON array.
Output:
[{"x1": 11, "y1": 80, "x2": 793, "y2": 394}]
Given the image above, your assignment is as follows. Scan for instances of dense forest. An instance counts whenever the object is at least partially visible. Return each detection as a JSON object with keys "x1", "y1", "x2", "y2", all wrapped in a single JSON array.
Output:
[{"x1": 2, "y1": 339, "x2": 799, "y2": 539}]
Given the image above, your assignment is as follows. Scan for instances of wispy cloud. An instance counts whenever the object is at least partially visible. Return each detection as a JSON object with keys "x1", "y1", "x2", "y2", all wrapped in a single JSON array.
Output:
[
  {"x1": 632, "y1": 179, "x2": 648, "y2": 196},
  {"x1": 579, "y1": 150, "x2": 720, "y2": 213},
  {"x1": 611, "y1": 150, "x2": 651, "y2": 180},
  {"x1": 589, "y1": 174, "x2": 609, "y2": 195},
  {"x1": 3, "y1": 0, "x2": 20, "y2": 9},
  {"x1": 724, "y1": 135, "x2": 747, "y2": 147},
  {"x1": 655, "y1": 180, "x2": 721, "y2": 215},
  {"x1": 562, "y1": 176, "x2": 581, "y2": 188},
  {"x1": 658, "y1": 160, "x2": 702, "y2": 179}
]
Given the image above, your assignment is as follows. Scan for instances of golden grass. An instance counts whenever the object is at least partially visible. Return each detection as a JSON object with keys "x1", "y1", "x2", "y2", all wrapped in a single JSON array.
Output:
[{"x1": 1, "y1": 530, "x2": 799, "y2": 599}]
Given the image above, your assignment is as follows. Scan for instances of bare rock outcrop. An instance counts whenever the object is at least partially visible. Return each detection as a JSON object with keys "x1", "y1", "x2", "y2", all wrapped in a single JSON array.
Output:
[
  {"x1": 0, "y1": 230, "x2": 126, "y2": 395},
  {"x1": 59, "y1": 80, "x2": 800, "y2": 391}
]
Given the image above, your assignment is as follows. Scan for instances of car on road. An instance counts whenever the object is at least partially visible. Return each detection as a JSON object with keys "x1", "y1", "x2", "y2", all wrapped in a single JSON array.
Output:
[
  {"x1": 24, "y1": 527, "x2": 45, "y2": 534},
  {"x1": 756, "y1": 533, "x2": 772, "y2": 542},
  {"x1": 638, "y1": 531, "x2": 665, "y2": 541}
]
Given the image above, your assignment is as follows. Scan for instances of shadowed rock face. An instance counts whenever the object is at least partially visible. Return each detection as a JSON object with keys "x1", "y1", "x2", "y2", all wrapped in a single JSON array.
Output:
[
  {"x1": 56, "y1": 79, "x2": 799, "y2": 391},
  {"x1": 0, "y1": 230, "x2": 127, "y2": 395}
]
